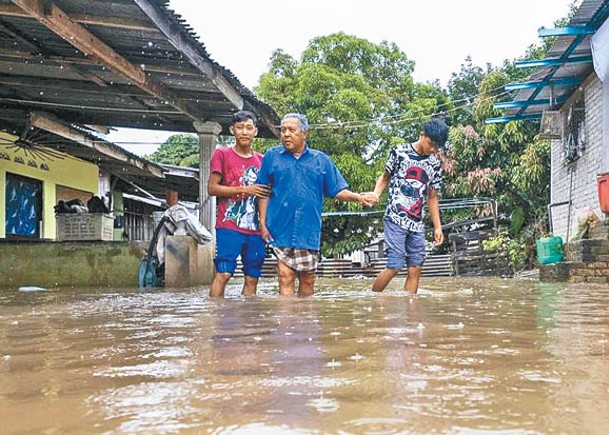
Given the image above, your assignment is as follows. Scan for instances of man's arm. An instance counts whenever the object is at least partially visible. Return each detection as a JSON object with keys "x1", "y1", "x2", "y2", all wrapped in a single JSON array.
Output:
[
  {"x1": 207, "y1": 172, "x2": 270, "y2": 198},
  {"x1": 335, "y1": 189, "x2": 373, "y2": 206},
  {"x1": 428, "y1": 188, "x2": 444, "y2": 246},
  {"x1": 258, "y1": 196, "x2": 272, "y2": 242}
]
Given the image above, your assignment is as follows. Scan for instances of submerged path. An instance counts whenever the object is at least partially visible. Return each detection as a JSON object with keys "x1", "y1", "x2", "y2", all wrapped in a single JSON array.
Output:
[{"x1": 0, "y1": 277, "x2": 608, "y2": 433}]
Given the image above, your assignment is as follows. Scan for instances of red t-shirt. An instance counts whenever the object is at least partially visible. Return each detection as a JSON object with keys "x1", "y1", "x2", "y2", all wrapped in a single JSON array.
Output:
[{"x1": 210, "y1": 147, "x2": 263, "y2": 235}]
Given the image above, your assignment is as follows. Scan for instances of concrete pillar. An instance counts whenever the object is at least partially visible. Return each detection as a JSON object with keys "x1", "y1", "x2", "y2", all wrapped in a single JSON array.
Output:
[
  {"x1": 164, "y1": 235, "x2": 214, "y2": 287},
  {"x1": 193, "y1": 120, "x2": 222, "y2": 230}
]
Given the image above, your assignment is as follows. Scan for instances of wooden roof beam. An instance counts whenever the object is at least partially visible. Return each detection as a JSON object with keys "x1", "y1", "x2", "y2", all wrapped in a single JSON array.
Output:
[
  {"x1": 12, "y1": 0, "x2": 205, "y2": 122},
  {"x1": 0, "y1": 19, "x2": 109, "y2": 87},
  {"x1": 134, "y1": 0, "x2": 244, "y2": 111},
  {"x1": 0, "y1": 74, "x2": 230, "y2": 105},
  {"x1": 0, "y1": 48, "x2": 205, "y2": 79},
  {"x1": 29, "y1": 111, "x2": 165, "y2": 179},
  {"x1": 0, "y1": 3, "x2": 156, "y2": 31}
]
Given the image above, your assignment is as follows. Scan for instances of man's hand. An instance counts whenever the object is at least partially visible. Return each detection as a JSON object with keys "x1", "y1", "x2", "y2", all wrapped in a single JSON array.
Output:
[
  {"x1": 360, "y1": 192, "x2": 380, "y2": 206},
  {"x1": 357, "y1": 193, "x2": 377, "y2": 207},
  {"x1": 260, "y1": 224, "x2": 273, "y2": 244}
]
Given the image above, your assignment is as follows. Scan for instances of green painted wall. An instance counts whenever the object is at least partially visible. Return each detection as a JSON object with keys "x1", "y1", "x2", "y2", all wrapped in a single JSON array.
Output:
[
  {"x1": 0, "y1": 241, "x2": 146, "y2": 289},
  {"x1": 0, "y1": 132, "x2": 99, "y2": 239}
]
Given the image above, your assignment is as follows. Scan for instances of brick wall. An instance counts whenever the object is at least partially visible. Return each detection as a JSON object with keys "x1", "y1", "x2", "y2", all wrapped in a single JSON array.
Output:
[{"x1": 550, "y1": 75, "x2": 606, "y2": 241}]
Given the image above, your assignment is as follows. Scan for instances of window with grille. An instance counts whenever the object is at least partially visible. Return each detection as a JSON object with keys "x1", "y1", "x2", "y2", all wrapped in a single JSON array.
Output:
[{"x1": 563, "y1": 97, "x2": 586, "y2": 164}]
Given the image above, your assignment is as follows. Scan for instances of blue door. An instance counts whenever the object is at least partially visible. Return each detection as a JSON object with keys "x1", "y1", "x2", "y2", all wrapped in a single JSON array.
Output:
[{"x1": 5, "y1": 173, "x2": 42, "y2": 238}]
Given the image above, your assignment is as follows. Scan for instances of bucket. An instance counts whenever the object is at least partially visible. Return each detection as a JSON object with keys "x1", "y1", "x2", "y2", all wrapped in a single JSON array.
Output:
[
  {"x1": 536, "y1": 236, "x2": 564, "y2": 265},
  {"x1": 597, "y1": 173, "x2": 609, "y2": 213}
]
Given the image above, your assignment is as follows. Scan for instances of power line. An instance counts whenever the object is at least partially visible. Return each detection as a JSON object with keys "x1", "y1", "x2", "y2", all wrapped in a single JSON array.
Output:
[
  {"x1": 0, "y1": 83, "x2": 511, "y2": 145},
  {"x1": 308, "y1": 86, "x2": 509, "y2": 131}
]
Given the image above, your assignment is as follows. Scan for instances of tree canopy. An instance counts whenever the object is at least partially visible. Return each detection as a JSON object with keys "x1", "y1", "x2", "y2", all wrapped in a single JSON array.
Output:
[
  {"x1": 147, "y1": 134, "x2": 236, "y2": 169},
  {"x1": 146, "y1": 134, "x2": 198, "y2": 166},
  {"x1": 255, "y1": 32, "x2": 453, "y2": 256}
]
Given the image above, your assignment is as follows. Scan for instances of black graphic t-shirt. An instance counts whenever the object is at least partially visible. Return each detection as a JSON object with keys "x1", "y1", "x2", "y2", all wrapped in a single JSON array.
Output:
[{"x1": 384, "y1": 143, "x2": 443, "y2": 233}]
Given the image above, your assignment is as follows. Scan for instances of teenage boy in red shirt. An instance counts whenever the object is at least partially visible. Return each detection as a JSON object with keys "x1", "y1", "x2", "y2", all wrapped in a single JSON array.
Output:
[{"x1": 208, "y1": 111, "x2": 270, "y2": 297}]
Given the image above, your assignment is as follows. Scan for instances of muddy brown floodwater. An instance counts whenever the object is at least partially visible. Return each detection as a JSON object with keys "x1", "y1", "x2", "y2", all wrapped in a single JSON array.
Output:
[{"x1": 1, "y1": 276, "x2": 608, "y2": 434}]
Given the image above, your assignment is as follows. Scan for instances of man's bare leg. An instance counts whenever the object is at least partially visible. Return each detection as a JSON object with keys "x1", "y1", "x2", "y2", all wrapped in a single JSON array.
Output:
[
  {"x1": 372, "y1": 268, "x2": 399, "y2": 292},
  {"x1": 210, "y1": 272, "x2": 231, "y2": 297},
  {"x1": 297, "y1": 270, "x2": 316, "y2": 297},
  {"x1": 405, "y1": 266, "x2": 421, "y2": 294},
  {"x1": 242, "y1": 275, "x2": 259, "y2": 296},
  {"x1": 277, "y1": 260, "x2": 297, "y2": 296}
]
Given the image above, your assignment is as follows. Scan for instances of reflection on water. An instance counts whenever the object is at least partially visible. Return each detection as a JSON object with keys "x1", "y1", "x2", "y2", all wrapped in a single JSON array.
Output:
[{"x1": 1, "y1": 277, "x2": 608, "y2": 433}]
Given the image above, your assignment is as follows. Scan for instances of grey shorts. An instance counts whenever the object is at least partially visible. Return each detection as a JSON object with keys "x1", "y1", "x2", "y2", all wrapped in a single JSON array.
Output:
[{"x1": 384, "y1": 218, "x2": 426, "y2": 269}]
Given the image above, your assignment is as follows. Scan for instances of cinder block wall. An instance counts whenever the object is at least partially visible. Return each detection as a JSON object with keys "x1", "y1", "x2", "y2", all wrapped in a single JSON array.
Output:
[
  {"x1": 550, "y1": 76, "x2": 605, "y2": 242},
  {"x1": 0, "y1": 241, "x2": 146, "y2": 289}
]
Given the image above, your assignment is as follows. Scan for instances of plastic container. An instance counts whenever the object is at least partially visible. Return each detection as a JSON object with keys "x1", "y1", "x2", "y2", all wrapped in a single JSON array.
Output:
[
  {"x1": 597, "y1": 173, "x2": 609, "y2": 213},
  {"x1": 56, "y1": 213, "x2": 114, "y2": 241},
  {"x1": 536, "y1": 236, "x2": 564, "y2": 265}
]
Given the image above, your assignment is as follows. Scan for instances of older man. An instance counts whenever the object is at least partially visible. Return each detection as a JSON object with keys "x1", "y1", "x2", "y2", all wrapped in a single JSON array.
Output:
[{"x1": 257, "y1": 113, "x2": 373, "y2": 296}]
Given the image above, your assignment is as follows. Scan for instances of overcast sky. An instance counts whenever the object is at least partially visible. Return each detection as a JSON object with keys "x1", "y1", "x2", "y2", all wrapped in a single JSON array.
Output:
[{"x1": 109, "y1": 0, "x2": 576, "y2": 156}]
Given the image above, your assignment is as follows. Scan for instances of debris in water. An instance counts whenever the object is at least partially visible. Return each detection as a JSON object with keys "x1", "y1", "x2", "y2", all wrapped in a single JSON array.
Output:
[{"x1": 18, "y1": 286, "x2": 48, "y2": 292}]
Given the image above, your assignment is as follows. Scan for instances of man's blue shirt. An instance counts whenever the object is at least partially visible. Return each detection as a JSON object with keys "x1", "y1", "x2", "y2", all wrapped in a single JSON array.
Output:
[{"x1": 257, "y1": 144, "x2": 348, "y2": 251}]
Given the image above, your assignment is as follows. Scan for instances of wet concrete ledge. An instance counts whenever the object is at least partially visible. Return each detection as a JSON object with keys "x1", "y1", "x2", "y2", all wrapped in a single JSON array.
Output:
[{"x1": 0, "y1": 240, "x2": 147, "y2": 289}]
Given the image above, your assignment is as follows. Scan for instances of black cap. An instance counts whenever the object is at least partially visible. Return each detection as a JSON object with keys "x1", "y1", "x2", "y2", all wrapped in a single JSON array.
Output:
[{"x1": 424, "y1": 118, "x2": 449, "y2": 149}]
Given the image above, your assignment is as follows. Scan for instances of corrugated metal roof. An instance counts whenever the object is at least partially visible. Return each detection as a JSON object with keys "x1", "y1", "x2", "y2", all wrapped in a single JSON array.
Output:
[
  {"x1": 487, "y1": 0, "x2": 609, "y2": 123},
  {"x1": 0, "y1": 0, "x2": 279, "y2": 136},
  {"x1": 0, "y1": 0, "x2": 280, "y2": 201}
]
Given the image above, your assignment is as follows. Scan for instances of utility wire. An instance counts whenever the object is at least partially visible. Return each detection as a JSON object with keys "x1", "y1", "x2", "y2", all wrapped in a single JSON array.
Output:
[{"x1": 0, "y1": 83, "x2": 511, "y2": 146}]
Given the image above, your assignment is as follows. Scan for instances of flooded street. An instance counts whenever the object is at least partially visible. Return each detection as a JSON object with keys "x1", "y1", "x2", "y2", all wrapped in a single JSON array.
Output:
[{"x1": 1, "y1": 277, "x2": 608, "y2": 434}]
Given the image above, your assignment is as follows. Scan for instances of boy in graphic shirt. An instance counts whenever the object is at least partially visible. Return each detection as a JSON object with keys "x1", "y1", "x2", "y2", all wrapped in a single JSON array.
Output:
[
  {"x1": 369, "y1": 118, "x2": 448, "y2": 294},
  {"x1": 208, "y1": 111, "x2": 270, "y2": 297}
]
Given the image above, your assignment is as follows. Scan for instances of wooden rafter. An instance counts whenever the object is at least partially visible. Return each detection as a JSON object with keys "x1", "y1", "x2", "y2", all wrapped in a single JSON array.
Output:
[
  {"x1": 0, "y1": 74, "x2": 231, "y2": 103},
  {"x1": 0, "y1": 19, "x2": 108, "y2": 86},
  {"x1": 12, "y1": 0, "x2": 205, "y2": 122},
  {"x1": 29, "y1": 112, "x2": 165, "y2": 178},
  {"x1": 0, "y1": 48, "x2": 206, "y2": 79},
  {"x1": 133, "y1": 0, "x2": 244, "y2": 111},
  {"x1": 0, "y1": 3, "x2": 156, "y2": 31}
]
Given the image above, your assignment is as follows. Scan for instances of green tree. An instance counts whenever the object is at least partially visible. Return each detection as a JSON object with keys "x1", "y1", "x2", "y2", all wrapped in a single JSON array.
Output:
[
  {"x1": 147, "y1": 134, "x2": 237, "y2": 168},
  {"x1": 447, "y1": 56, "x2": 493, "y2": 126},
  {"x1": 255, "y1": 33, "x2": 450, "y2": 256},
  {"x1": 147, "y1": 134, "x2": 198, "y2": 166},
  {"x1": 443, "y1": 63, "x2": 551, "y2": 268}
]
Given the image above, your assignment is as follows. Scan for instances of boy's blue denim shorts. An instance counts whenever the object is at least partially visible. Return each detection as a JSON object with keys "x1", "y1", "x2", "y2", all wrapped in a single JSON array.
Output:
[
  {"x1": 214, "y1": 229, "x2": 266, "y2": 277},
  {"x1": 384, "y1": 219, "x2": 426, "y2": 269}
]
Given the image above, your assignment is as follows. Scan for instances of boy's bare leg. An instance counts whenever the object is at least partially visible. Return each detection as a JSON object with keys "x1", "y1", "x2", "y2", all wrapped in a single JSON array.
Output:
[
  {"x1": 210, "y1": 272, "x2": 231, "y2": 297},
  {"x1": 372, "y1": 268, "x2": 399, "y2": 292},
  {"x1": 405, "y1": 266, "x2": 421, "y2": 294},
  {"x1": 242, "y1": 276, "x2": 259, "y2": 296}
]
